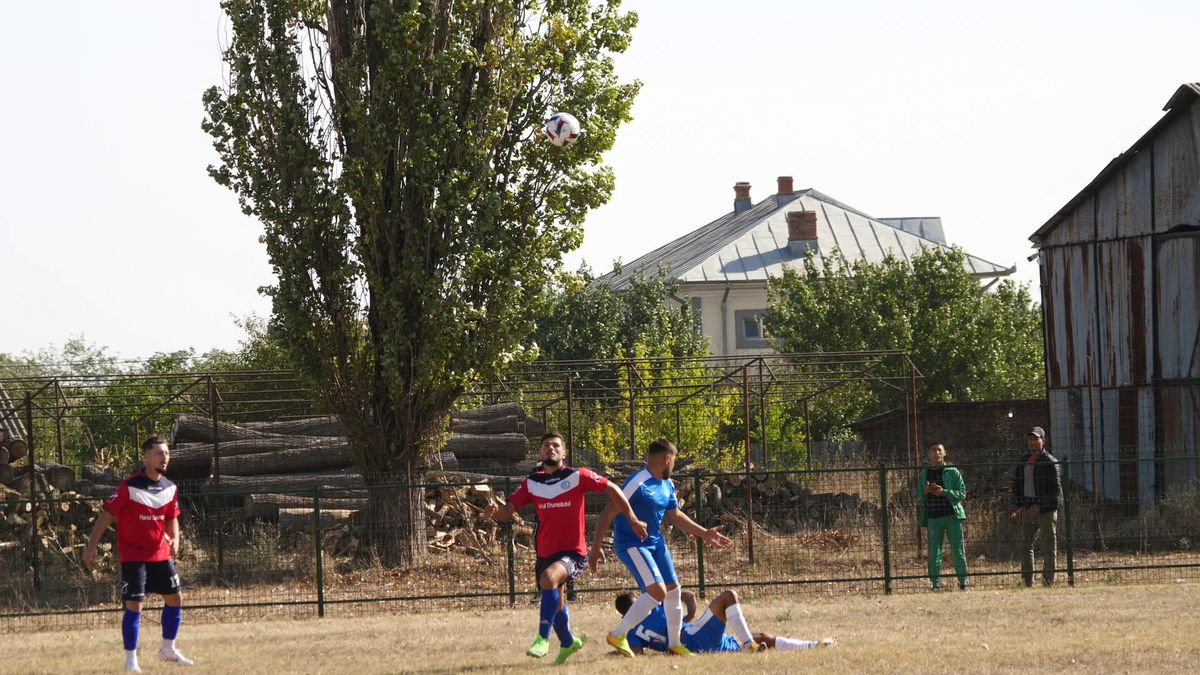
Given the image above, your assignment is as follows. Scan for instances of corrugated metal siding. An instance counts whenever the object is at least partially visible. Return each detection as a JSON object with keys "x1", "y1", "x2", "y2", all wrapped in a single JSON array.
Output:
[
  {"x1": 1043, "y1": 245, "x2": 1100, "y2": 387},
  {"x1": 1153, "y1": 104, "x2": 1200, "y2": 229},
  {"x1": 1096, "y1": 149, "x2": 1153, "y2": 240},
  {"x1": 1155, "y1": 233, "x2": 1200, "y2": 379},
  {"x1": 1097, "y1": 239, "x2": 1153, "y2": 386},
  {"x1": 1156, "y1": 385, "x2": 1200, "y2": 492}
]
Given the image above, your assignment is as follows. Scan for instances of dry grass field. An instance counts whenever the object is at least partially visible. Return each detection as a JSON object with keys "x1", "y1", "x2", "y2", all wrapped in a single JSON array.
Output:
[{"x1": 2, "y1": 582, "x2": 1197, "y2": 674}]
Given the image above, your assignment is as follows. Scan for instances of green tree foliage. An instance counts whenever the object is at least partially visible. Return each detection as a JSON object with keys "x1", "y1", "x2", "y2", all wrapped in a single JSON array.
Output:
[
  {"x1": 202, "y1": 0, "x2": 638, "y2": 563},
  {"x1": 530, "y1": 267, "x2": 706, "y2": 361},
  {"x1": 766, "y1": 247, "x2": 1044, "y2": 438}
]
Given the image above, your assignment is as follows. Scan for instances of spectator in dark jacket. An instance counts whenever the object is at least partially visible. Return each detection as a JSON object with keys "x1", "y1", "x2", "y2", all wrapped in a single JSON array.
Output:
[{"x1": 1009, "y1": 426, "x2": 1063, "y2": 587}]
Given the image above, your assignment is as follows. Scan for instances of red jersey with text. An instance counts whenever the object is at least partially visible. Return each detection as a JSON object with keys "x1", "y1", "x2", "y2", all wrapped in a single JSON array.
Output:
[
  {"x1": 104, "y1": 472, "x2": 180, "y2": 563},
  {"x1": 507, "y1": 466, "x2": 607, "y2": 557}
]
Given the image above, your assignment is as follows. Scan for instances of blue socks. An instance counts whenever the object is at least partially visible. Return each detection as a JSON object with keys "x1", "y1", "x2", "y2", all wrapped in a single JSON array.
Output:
[
  {"x1": 538, "y1": 588, "x2": 559, "y2": 639},
  {"x1": 162, "y1": 605, "x2": 182, "y2": 640},
  {"x1": 122, "y1": 610, "x2": 140, "y2": 651},
  {"x1": 553, "y1": 604, "x2": 574, "y2": 646}
]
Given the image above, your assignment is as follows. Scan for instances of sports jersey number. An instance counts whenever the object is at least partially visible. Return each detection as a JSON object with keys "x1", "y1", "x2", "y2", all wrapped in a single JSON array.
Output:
[{"x1": 634, "y1": 625, "x2": 665, "y2": 645}]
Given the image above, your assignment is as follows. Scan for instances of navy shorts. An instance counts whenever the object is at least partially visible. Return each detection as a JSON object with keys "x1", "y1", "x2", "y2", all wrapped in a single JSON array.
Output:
[
  {"x1": 121, "y1": 561, "x2": 181, "y2": 601},
  {"x1": 534, "y1": 551, "x2": 587, "y2": 586}
]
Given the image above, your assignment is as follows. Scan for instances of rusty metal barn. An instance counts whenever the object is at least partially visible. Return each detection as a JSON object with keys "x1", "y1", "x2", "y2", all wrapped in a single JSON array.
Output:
[{"x1": 1030, "y1": 82, "x2": 1200, "y2": 510}]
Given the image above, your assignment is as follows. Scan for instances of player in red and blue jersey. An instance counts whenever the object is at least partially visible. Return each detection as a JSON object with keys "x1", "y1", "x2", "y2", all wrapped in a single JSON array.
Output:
[
  {"x1": 615, "y1": 588, "x2": 836, "y2": 654},
  {"x1": 486, "y1": 432, "x2": 647, "y2": 664},
  {"x1": 591, "y1": 437, "x2": 731, "y2": 657},
  {"x1": 84, "y1": 435, "x2": 193, "y2": 672}
]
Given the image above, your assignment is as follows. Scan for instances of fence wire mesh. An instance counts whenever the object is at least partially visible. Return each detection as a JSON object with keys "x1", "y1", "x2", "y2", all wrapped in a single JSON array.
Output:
[{"x1": 1, "y1": 360, "x2": 1199, "y2": 633}]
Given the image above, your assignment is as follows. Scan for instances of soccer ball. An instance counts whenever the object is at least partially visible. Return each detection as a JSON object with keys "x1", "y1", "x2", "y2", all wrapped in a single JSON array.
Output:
[{"x1": 543, "y1": 112, "x2": 581, "y2": 147}]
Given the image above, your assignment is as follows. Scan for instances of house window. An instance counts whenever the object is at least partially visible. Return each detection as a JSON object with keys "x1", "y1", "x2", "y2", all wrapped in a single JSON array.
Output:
[{"x1": 734, "y1": 309, "x2": 768, "y2": 349}]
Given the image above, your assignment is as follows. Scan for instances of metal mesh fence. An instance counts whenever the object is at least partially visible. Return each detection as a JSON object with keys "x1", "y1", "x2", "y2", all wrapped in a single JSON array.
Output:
[
  {"x1": 2, "y1": 361, "x2": 1199, "y2": 633},
  {"x1": 4, "y1": 457, "x2": 1199, "y2": 633}
]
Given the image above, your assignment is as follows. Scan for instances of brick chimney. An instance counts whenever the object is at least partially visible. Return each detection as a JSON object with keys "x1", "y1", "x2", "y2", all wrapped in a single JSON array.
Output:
[
  {"x1": 786, "y1": 210, "x2": 818, "y2": 255},
  {"x1": 777, "y1": 176, "x2": 794, "y2": 196},
  {"x1": 733, "y1": 182, "x2": 752, "y2": 214}
]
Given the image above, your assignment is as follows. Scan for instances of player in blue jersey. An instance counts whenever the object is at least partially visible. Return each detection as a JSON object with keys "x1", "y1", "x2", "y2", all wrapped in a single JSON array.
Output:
[
  {"x1": 614, "y1": 588, "x2": 836, "y2": 654},
  {"x1": 590, "y1": 437, "x2": 731, "y2": 657}
]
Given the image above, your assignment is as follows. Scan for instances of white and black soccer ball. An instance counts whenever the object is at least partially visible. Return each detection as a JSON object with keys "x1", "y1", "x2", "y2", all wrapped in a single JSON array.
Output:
[{"x1": 543, "y1": 112, "x2": 581, "y2": 147}]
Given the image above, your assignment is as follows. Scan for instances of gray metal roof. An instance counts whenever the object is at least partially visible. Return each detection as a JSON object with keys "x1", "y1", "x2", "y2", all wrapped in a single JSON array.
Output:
[
  {"x1": 878, "y1": 217, "x2": 947, "y2": 245},
  {"x1": 600, "y1": 189, "x2": 1013, "y2": 289}
]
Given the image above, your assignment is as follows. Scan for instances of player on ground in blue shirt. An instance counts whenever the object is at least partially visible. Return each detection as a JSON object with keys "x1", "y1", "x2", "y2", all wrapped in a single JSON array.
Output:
[
  {"x1": 590, "y1": 437, "x2": 731, "y2": 657},
  {"x1": 615, "y1": 588, "x2": 836, "y2": 654}
]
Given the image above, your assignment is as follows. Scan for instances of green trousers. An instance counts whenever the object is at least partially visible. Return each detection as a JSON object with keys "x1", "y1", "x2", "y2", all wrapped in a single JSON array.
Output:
[{"x1": 927, "y1": 515, "x2": 968, "y2": 588}]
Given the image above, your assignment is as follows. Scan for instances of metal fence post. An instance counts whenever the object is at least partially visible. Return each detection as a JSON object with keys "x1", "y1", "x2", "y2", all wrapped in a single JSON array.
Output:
[
  {"x1": 314, "y1": 485, "x2": 325, "y2": 618},
  {"x1": 1062, "y1": 459, "x2": 1075, "y2": 587},
  {"x1": 693, "y1": 472, "x2": 706, "y2": 599},
  {"x1": 25, "y1": 393, "x2": 41, "y2": 592},
  {"x1": 505, "y1": 476, "x2": 516, "y2": 607},
  {"x1": 879, "y1": 462, "x2": 892, "y2": 595},
  {"x1": 209, "y1": 376, "x2": 224, "y2": 580},
  {"x1": 742, "y1": 369, "x2": 754, "y2": 565}
]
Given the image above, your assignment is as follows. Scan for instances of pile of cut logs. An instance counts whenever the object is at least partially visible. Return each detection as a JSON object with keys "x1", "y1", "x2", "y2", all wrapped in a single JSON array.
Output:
[{"x1": 0, "y1": 462, "x2": 116, "y2": 568}]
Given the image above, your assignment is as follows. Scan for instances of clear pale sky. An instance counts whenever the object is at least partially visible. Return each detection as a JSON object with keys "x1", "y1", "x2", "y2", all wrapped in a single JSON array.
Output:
[{"x1": 2, "y1": 1, "x2": 1197, "y2": 359}]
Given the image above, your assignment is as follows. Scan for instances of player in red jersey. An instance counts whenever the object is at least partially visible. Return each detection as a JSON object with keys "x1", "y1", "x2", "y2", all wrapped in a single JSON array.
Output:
[
  {"x1": 486, "y1": 432, "x2": 647, "y2": 664},
  {"x1": 84, "y1": 436, "x2": 193, "y2": 672}
]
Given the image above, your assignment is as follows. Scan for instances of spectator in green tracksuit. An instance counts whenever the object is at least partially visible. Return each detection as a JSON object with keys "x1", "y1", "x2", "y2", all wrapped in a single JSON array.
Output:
[{"x1": 916, "y1": 442, "x2": 968, "y2": 591}]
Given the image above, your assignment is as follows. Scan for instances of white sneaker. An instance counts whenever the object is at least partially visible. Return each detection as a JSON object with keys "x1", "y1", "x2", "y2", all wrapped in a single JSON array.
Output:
[
  {"x1": 819, "y1": 637, "x2": 837, "y2": 648},
  {"x1": 124, "y1": 659, "x2": 141, "y2": 672},
  {"x1": 159, "y1": 647, "x2": 194, "y2": 666}
]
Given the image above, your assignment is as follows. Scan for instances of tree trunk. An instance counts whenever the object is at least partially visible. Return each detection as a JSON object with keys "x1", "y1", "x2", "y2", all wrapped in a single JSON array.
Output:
[
  {"x1": 169, "y1": 436, "x2": 338, "y2": 476},
  {"x1": 449, "y1": 414, "x2": 522, "y2": 434},
  {"x1": 171, "y1": 415, "x2": 274, "y2": 444},
  {"x1": 244, "y1": 493, "x2": 368, "y2": 521},
  {"x1": 442, "y1": 433, "x2": 528, "y2": 461},
  {"x1": 240, "y1": 417, "x2": 346, "y2": 437},
  {"x1": 451, "y1": 402, "x2": 526, "y2": 422},
  {"x1": 362, "y1": 451, "x2": 426, "y2": 567},
  {"x1": 205, "y1": 468, "x2": 363, "y2": 495},
  {"x1": 219, "y1": 442, "x2": 353, "y2": 476}
]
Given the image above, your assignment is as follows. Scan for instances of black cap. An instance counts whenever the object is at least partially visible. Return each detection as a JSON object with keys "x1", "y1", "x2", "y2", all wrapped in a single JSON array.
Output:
[{"x1": 1028, "y1": 426, "x2": 1046, "y2": 439}]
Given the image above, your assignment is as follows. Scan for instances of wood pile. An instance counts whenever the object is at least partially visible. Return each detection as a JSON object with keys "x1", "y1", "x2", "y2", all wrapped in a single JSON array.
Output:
[
  {"x1": 0, "y1": 384, "x2": 30, "y2": 482},
  {"x1": 172, "y1": 402, "x2": 543, "y2": 487},
  {"x1": 0, "y1": 468, "x2": 116, "y2": 571}
]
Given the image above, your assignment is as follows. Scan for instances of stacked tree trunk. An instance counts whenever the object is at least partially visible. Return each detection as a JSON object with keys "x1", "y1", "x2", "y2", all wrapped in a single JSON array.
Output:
[{"x1": 0, "y1": 383, "x2": 30, "y2": 481}]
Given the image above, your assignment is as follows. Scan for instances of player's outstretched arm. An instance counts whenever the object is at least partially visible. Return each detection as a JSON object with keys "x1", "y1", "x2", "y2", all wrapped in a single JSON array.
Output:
[
  {"x1": 589, "y1": 500, "x2": 621, "y2": 572},
  {"x1": 82, "y1": 511, "x2": 116, "y2": 568},
  {"x1": 682, "y1": 589, "x2": 697, "y2": 622},
  {"x1": 485, "y1": 500, "x2": 517, "y2": 522},
  {"x1": 665, "y1": 509, "x2": 731, "y2": 549},
  {"x1": 603, "y1": 481, "x2": 648, "y2": 541}
]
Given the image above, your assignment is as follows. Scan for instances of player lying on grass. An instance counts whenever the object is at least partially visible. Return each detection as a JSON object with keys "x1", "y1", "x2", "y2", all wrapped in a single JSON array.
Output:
[
  {"x1": 591, "y1": 437, "x2": 731, "y2": 657},
  {"x1": 614, "y1": 588, "x2": 835, "y2": 654},
  {"x1": 486, "y1": 432, "x2": 647, "y2": 664}
]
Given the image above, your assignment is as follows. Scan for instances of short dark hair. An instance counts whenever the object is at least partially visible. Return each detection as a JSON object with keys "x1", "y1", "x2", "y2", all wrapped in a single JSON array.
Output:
[
  {"x1": 927, "y1": 441, "x2": 945, "y2": 450},
  {"x1": 615, "y1": 592, "x2": 633, "y2": 615},
  {"x1": 647, "y1": 437, "x2": 677, "y2": 457},
  {"x1": 540, "y1": 432, "x2": 565, "y2": 444},
  {"x1": 142, "y1": 435, "x2": 169, "y2": 453}
]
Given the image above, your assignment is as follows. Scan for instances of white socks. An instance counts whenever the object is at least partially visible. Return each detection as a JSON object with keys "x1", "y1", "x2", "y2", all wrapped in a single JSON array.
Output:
[
  {"x1": 611, "y1": 592, "x2": 659, "y2": 637},
  {"x1": 664, "y1": 587, "x2": 683, "y2": 648},
  {"x1": 124, "y1": 650, "x2": 140, "y2": 672},
  {"x1": 725, "y1": 604, "x2": 755, "y2": 646},
  {"x1": 775, "y1": 636, "x2": 820, "y2": 650},
  {"x1": 162, "y1": 639, "x2": 176, "y2": 652}
]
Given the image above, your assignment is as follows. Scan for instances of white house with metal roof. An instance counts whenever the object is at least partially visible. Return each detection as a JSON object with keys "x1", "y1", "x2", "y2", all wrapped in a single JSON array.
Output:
[{"x1": 599, "y1": 176, "x2": 1015, "y2": 356}]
